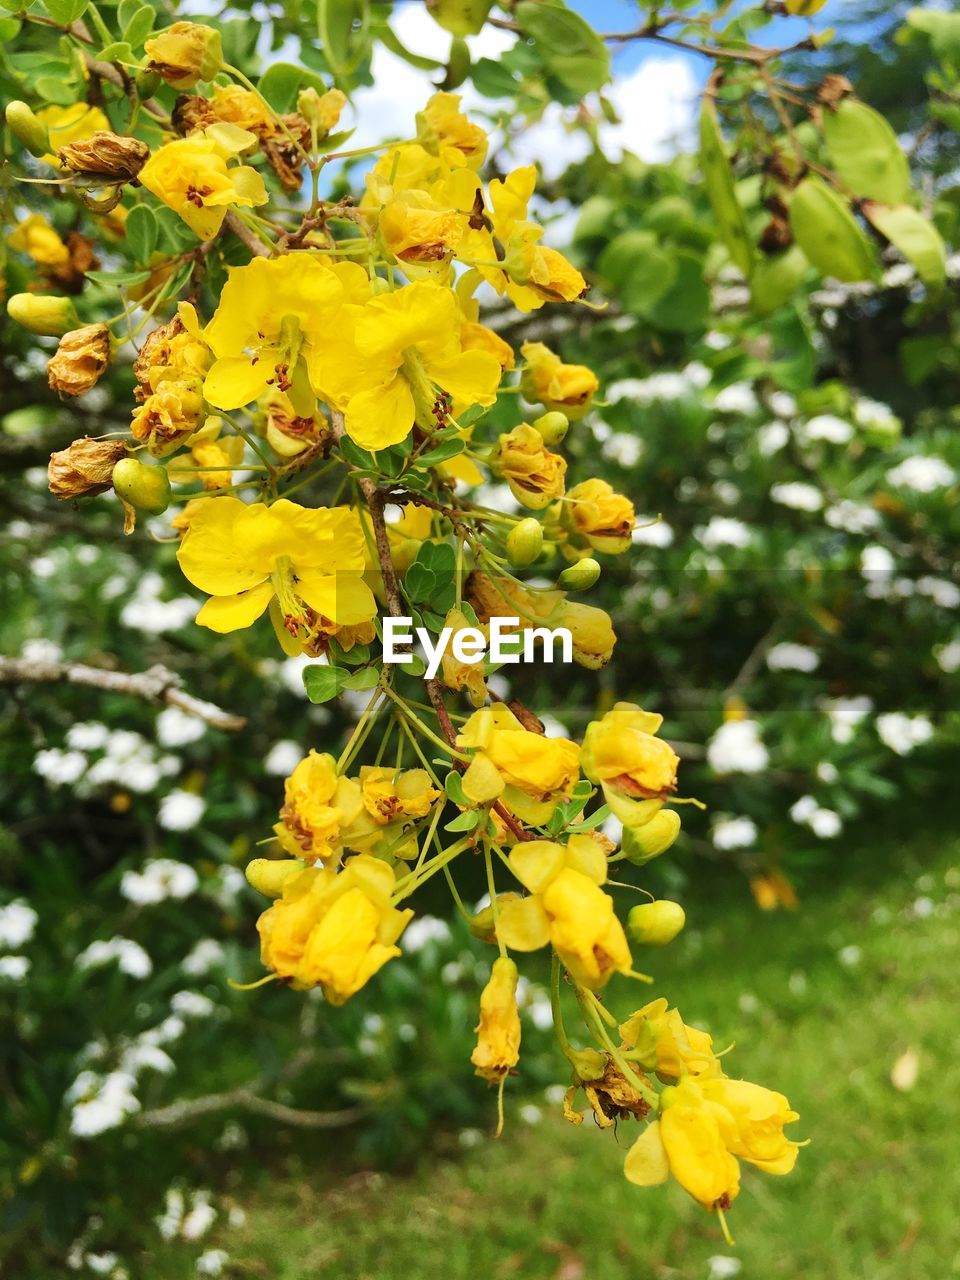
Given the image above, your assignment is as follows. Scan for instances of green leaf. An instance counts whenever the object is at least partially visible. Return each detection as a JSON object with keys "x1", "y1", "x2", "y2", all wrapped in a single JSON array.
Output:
[
  {"x1": 643, "y1": 251, "x2": 709, "y2": 334},
  {"x1": 85, "y1": 268, "x2": 153, "y2": 286},
  {"x1": 445, "y1": 808, "x2": 480, "y2": 833},
  {"x1": 822, "y1": 98, "x2": 911, "y2": 205},
  {"x1": 122, "y1": 4, "x2": 155, "y2": 46},
  {"x1": 35, "y1": 75, "x2": 80, "y2": 105},
  {"x1": 343, "y1": 667, "x2": 380, "y2": 691},
  {"x1": 905, "y1": 8, "x2": 960, "y2": 71},
  {"x1": 573, "y1": 194, "x2": 616, "y2": 242},
  {"x1": 0, "y1": 16, "x2": 21, "y2": 37},
  {"x1": 302, "y1": 664, "x2": 349, "y2": 703},
  {"x1": 599, "y1": 230, "x2": 677, "y2": 315},
  {"x1": 514, "y1": 0, "x2": 610, "y2": 97},
  {"x1": 317, "y1": 0, "x2": 371, "y2": 78},
  {"x1": 749, "y1": 245, "x2": 809, "y2": 315},
  {"x1": 862, "y1": 202, "x2": 947, "y2": 288},
  {"x1": 95, "y1": 42, "x2": 135, "y2": 64},
  {"x1": 416, "y1": 437, "x2": 465, "y2": 468},
  {"x1": 699, "y1": 99, "x2": 754, "y2": 277},
  {"x1": 471, "y1": 56, "x2": 520, "y2": 99},
  {"x1": 44, "y1": 0, "x2": 88, "y2": 23},
  {"x1": 259, "y1": 61, "x2": 329, "y2": 112},
  {"x1": 125, "y1": 205, "x2": 158, "y2": 263},
  {"x1": 788, "y1": 177, "x2": 879, "y2": 284},
  {"x1": 444, "y1": 771, "x2": 467, "y2": 806},
  {"x1": 404, "y1": 562, "x2": 437, "y2": 603}
]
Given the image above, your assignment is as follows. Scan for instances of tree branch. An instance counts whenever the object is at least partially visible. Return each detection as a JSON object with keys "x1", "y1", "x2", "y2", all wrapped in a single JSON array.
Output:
[
  {"x1": 223, "y1": 211, "x2": 273, "y2": 258},
  {"x1": 136, "y1": 1085, "x2": 364, "y2": 1130},
  {"x1": 0, "y1": 657, "x2": 246, "y2": 732}
]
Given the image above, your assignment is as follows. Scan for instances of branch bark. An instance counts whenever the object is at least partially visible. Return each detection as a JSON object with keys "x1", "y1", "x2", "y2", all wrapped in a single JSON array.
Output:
[
  {"x1": 0, "y1": 657, "x2": 246, "y2": 732},
  {"x1": 136, "y1": 1086, "x2": 364, "y2": 1130}
]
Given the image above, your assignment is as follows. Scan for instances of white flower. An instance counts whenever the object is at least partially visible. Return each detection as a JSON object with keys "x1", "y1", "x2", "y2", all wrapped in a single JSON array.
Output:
[
  {"x1": 711, "y1": 815, "x2": 757, "y2": 851},
  {"x1": 196, "y1": 1251, "x2": 230, "y2": 1277},
  {"x1": 822, "y1": 696, "x2": 873, "y2": 744},
  {"x1": 76, "y1": 937, "x2": 153, "y2": 979},
  {"x1": 519, "y1": 1103, "x2": 543, "y2": 1126},
  {"x1": 768, "y1": 391, "x2": 797, "y2": 418},
  {"x1": 181, "y1": 1192, "x2": 217, "y2": 1241},
  {"x1": 608, "y1": 372, "x2": 691, "y2": 404},
  {"x1": 766, "y1": 642, "x2": 819, "y2": 673},
  {"x1": 33, "y1": 747, "x2": 87, "y2": 786},
  {"x1": 20, "y1": 637, "x2": 63, "y2": 663},
  {"x1": 796, "y1": 414, "x2": 854, "y2": 445},
  {"x1": 825, "y1": 500, "x2": 881, "y2": 535},
  {"x1": 697, "y1": 516, "x2": 752, "y2": 550},
  {"x1": 141, "y1": 1015, "x2": 186, "y2": 1047},
  {"x1": 171, "y1": 990, "x2": 217, "y2": 1019},
  {"x1": 264, "y1": 740, "x2": 304, "y2": 777},
  {"x1": 886, "y1": 455, "x2": 956, "y2": 493},
  {"x1": 0, "y1": 955, "x2": 31, "y2": 981},
  {"x1": 876, "y1": 712, "x2": 933, "y2": 756},
  {"x1": 156, "y1": 707, "x2": 207, "y2": 748},
  {"x1": 182, "y1": 938, "x2": 226, "y2": 976},
  {"x1": 790, "y1": 795, "x2": 819, "y2": 824},
  {"x1": 158, "y1": 790, "x2": 206, "y2": 831},
  {"x1": 838, "y1": 945, "x2": 862, "y2": 968},
  {"x1": 120, "y1": 595, "x2": 198, "y2": 634},
  {"x1": 402, "y1": 916, "x2": 452, "y2": 953},
  {"x1": 68, "y1": 1070, "x2": 140, "y2": 1136},
  {"x1": 712, "y1": 383, "x2": 758, "y2": 415},
  {"x1": 121, "y1": 858, "x2": 199, "y2": 905},
  {"x1": 632, "y1": 518, "x2": 674, "y2": 548},
  {"x1": 853, "y1": 397, "x2": 899, "y2": 438},
  {"x1": 816, "y1": 761, "x2": 839, "y2": 783},
  {"x1": 0, "y1": 899, "x2": 38, "y2": 949},
  {"x1": 603, "y1": 433, "x2": 643, "y2": 467},
  {"x1": 119, "y1": 1043, "x2": 175, "y2": 1076},
  {"x1": 935, "y1": 640, "x2": 960, "y2": 674},
  {"x1": 770, "y1": 482, "x2": 823, "y2": 512},
  {"x1": 65, "y1": 721, "x2": 110, "y2": 751},
  {"x1": 157, "y1": 1188, "x2": 185, "y2": 1240},
  {"x1": 916, "y1": 577, "x2": 960, "y2": 609},
  {"x1": 809, "y1": 808, "x2": 842, "y2": 839},
  {"x1": 707, "y1": 721, "x2": 769, "y2": 774},
  {"x1": 860, "y1": 544, "x2": 895, "y2": 577},
  {"x1": 707, "y1": 1257, "x2": 742, "y2": 1280},
  {"x1": 757, "y1": 420, "x2": 790, "y2": 456}
]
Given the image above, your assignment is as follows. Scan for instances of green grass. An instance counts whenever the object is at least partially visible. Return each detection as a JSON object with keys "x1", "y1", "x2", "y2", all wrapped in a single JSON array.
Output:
[{"x1": 169, "y1": 826, "x2": 960, "y2": 1279}]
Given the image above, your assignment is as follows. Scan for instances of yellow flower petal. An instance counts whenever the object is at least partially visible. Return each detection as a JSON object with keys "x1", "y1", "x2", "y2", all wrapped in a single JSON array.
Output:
[
  {"x1": 624, "y1": 1121, "x2": 670, "y2": 1187},
  {"x1": 195, "y1": 580, "x2": 274, "y2": 632},
  {"x1": 345, "y1": 378, "x2": 415, "y2": 450},
  {"x1": 177, "y1": 497, "x2": 274, "y2": 595},
  {"x1": 295, "y1": 570, "x2": 377, "y2": 625},
  {"x1": 496, "y1": 893, "x2": 551, "y2": 952},
  {"x1": 203, "y1": 354, "x2": 272, "y2": 410}
]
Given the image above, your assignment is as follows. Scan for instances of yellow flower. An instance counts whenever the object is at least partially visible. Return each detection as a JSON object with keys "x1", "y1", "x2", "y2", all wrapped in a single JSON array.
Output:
[
  {"x1": 130, "y1": 379, "x2": 205, "y2": 457},
  {"x1": 700, "y1": 1078, "x2": 801, "y2": 1175},
  {"x1": 167, "y1": 417, "x2": 246, "y2": 490},
  {"x1": 297, "y1": 86, "x2": 346, "y2": 134},
  {"x1": 581, "y1": 703, "x2": 679, "y2": 823},
  {"x1": 471, "y1": 957, "x2": 521, "y2": 1082},
  {"x1": 144, "y1": 21, "x2": 223, "y2": 89},
  {"x1": 566, "y1": 478, "x2": 635, "y2": 554},
  {"x1": 36, "y1": 102, "x2": 109, "y2": 165},
  {"x1": 205, "y1": 84, "x2": 276, "y2": 135},
  {"x1": 440, "y1": 607, "x2": 488, "y2": 707},
  {"x1": 8, "y1": 214, "x2": 69, "y2": 267},
  {"x1": 362, "y1": 142, "x2": 449, "y2": 214},
  {"x1": 624, "y1": 1080, "x2": 741, "y2": 1210},
  {"x1": 134, "y1": 305, "x2": 212, "y2": 398},
  {"x1": 337, "y1": 281, "x2": 501, "y2": 450},
  {"x1": 176, "y1": 496, "x2": 376, "y2": 643},
  {"x1": 138, "y1": 125, "x2": 267, "y2": 240},
  {"x1": 497, "y1": 836, "x2": 632, "y2": 989},
  {"x1": 619, "y1": 998, "x2": 720, "y2": 1081},
  {"x1": 359, "y1": 766, "x2": 440, "y2": 826},
  {"x1": 496, "y1": 423, "x2": 567, "y2": 511},
  {"x1": 256, "y1": 855, "x2": 413, "y2": 1001},
  {"x1": 378, "y1": 172, "x2": 479, "y2": 276},
  {"x1": 417, "y1": 91, "x2": 488, "y2": 170},
  {"x1": 272, "y1": 750, "x2": 364, "y2": 862},
  {"x1": 556, "y1": 601, "x2": 617, "y2": 670},
  {"x1": 521, "y1": 342, "x2": 598, "y2": 420},
  {"x1": 456, "y1": 703, "x2": 580, "y2": 824},
  {"x1": 261, "y1": 389, "x2": 329, "y2": 458},
  {"x1": 202, "y1": 255, "x2": 345, "y2": 412}
]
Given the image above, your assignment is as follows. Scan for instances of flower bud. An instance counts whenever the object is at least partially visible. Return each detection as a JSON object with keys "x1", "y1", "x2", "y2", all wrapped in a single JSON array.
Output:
[
  {"x1": 111, "y1": 457, "x2": 172, "y2": 514},
  {"x1": 558, "y1": 558, "x2": 601, "y2": 591},
  {"x1": 135, "y1": 69, "x2": 162, "y2": 98},
  {"x1": 4, "y1": 100, "x2": 50, "y2": 158},
  {"x1": 426, "y1": 0, "x2": 493, "y2": 37},
  {"x1": 6, "y1": 293, "x2": 79, "y2": 337},
  {"x1": 297, "y1": 87, "x2": 346, "y2": 135},
  {"x1": 621, "y1": 810, "x2": 681, "y2": 864},
  {"x1": 555, "y1": 601, "x2": 616, "y2": 669},
  {"x1": 144, "y1": 21, "x2": 223, "y2": 90},
  {"x1": 627, "y1": 900, "x2": 686, "y2": 946},
  {"x1": 48, "y1": 323, "x2": 111, "y2": 397},
  {"x1": 506, "y1": 517, "x2": 544, "y2": 567},
  {"x1": 533, "y1": 411, "x2": 569, "y2": 446},
  {"x1": 467, "y1": 892, "x2": 524, "y2": 943},
  {"x1": 245, "y1": 857, "x2": 306, "y2": 898},
  {"x1": 496, "y1": 423, "x2": 566, "y2": 511},
  {"x1": 58, "y1": 131, "x2": 150, "y2": 182},
  {"x1": 48, "y1": 437, "x2": 126, "y2": 500}
]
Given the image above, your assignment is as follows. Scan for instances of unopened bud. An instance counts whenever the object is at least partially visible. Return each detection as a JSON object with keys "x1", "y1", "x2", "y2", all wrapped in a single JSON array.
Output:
[
  {"x1": 627, "y1": 900, "x2": 686, "y2": 946},
  {"x1": 506, "y1": 517, "x2": 544, "y2": 567},
  {"x1": 621, "y1": 810, "x2": 681, "y2": 864},
  {"x1": 245, "y1": 857, "x2": 306, "y2": 898},
  {"x1": 48, "y1": 437, "x2": 126, "y2": 500},
  {"x1": 48, "y1": 323, "x2": 111, "y2": 397},
  {"x1": 6, "y1": 293, "x2": 79, "y2": 337},
  {"x1": 297, "y1": 87, "x2": 346, "y2": 135},
  {"x1": 426, "y1": 0, "x2": 494, "y2": 37},
  {"x1": 558, "y1": 558, "x2": 601, "y2": 591},
  {"x1": 58, "y1": 132, "x2": 150, "y2": 182},
  {"x1": 135, "y1": 69, "x2": 162, "y2": 98},
  {"x1": 111, "y1": 457, "x2": 171, "y2": 514},
  {"x1": 4, "y1": 100, "x2": 50, "y2": 158},
  {"x1": 533, "y1": 411, "x2": 569, "y2": 445},
  {"x1": 144, "y1": 21, "x2": 223, "y2": 90}
]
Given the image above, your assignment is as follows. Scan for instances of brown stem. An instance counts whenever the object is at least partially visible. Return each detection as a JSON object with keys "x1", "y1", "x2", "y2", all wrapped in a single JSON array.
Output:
[{"x1": 223, "y1": 210, "x2": 272, "y2": 258}]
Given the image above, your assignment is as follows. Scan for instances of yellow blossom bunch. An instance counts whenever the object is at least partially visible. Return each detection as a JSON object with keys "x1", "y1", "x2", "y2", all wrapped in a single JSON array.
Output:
[{"x1": 11, "y1": 46, "x2": 802, "y2": 1237}]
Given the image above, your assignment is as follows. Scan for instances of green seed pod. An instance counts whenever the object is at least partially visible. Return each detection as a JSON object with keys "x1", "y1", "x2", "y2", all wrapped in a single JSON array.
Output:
[
  {"x1": 6, "y1": 293, "x2": 79, "y2": 338},
  {"x1": 558, "y1": 558, "x2": 601, "y2": 591},
  {"x1": 135, "y1": 69, "x2": 162, "y2": 98},
  {"x1": 533, "y1": 411, "x2": 569, "y2": 446},
  {"x1": 111, "y1": 457, "x2": 171, "y2": 514},
  {"x1": 621, "y1": 810, "x2": 682, "y2": 865},
  {"x1": 627, "y1": 900, "x2": 686, "y2": 947},
  {"x1": 245, "y1": 857, "x2": 306, "y2": 898},
  {"x1": 4, "y1": 100, "x2": 50, "y2": 158},
  {"x1": 506, "y1": 517, "x2": 544, "y2": 567}
]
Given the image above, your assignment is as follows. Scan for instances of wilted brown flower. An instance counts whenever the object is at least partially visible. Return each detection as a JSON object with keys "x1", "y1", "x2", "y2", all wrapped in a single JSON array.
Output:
[
  {"x1": 144, "y1": 21, "x2": 223, "y2": 90},
  {"x1": 48, "y1": 323, "x2": 112, "y2": 397},
  {"x1": 58, "y1": 131, "x2": 150, "y2": 182},
  {"x1": 47, "y1": 232, "x2": 99, "y2": 293},
  {"x1": 816, "y1": 74, "x2": 854, "y2": 111},
  {"x1": 48, "y1": 437, "x2": 126, "y2": 499},
  {"x1": 262, "y1": 113, "x2": 311, "y2": 191}
]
